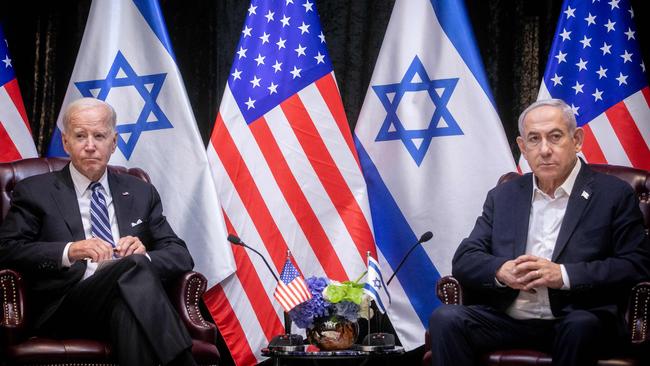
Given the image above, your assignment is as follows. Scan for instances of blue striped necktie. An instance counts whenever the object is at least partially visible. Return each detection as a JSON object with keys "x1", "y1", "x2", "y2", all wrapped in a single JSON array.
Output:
[{"x1": 89, "y1": 182, "x2": 115, "y2": 247}]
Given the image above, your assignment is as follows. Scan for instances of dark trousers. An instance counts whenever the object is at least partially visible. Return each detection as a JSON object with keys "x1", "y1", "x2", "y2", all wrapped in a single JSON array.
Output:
[
  {"x1": 429, "y1": 304, "x2": 620, "y2": 366},
  {"x1": 42, "y1": 255, "x2": 196, "y2": 366}
]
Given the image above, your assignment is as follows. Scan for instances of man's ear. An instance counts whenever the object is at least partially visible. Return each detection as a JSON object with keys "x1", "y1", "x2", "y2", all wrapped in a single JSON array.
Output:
[
  {"x1": 516, "y1": 136, "x2": 527, "y2": 161},
  {"x1": 573, "y1": 127, "x2": 584, "y2": 153},
  {"x1": 62, "y1": 132, "x2": 71, "y2": 155},
  {"x1": 111, "y1": 131, "x2": 117, "y2": 154}
]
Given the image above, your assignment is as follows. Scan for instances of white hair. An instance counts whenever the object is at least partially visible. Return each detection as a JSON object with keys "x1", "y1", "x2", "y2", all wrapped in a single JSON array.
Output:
[
  {"x1": 62, "y1": 98, "x2": 117, "y2": 132},
  {"x1": 517, "y1": 99, "x2": 576, "y2": 136}
]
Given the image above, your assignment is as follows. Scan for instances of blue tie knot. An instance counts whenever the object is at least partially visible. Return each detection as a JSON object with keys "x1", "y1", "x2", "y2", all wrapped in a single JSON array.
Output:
[{"x1": 89, "y1": 182, "x2": 103, "y2": 193}]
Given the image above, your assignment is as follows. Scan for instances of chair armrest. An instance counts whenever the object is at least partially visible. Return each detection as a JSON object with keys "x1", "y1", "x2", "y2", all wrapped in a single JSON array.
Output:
[
  {"x1": 0, "y1": 269, "x2": 26, "y2": 346},
  {"x1": 628, "y1": 281, "x2": 650, "y2": 345},
  {"x1": 167, "y1": 271, "x2": 217, "y2": 344},
  {"x1": 436, "y1": 275, "x2": 463, "y2": 305}
]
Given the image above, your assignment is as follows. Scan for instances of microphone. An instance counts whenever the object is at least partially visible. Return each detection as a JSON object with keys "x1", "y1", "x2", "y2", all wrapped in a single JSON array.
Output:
[
  {"x1": 227, "y1": 234, "x2": 304, "y2": 351},
  {"x1": 386, "y1": 231, "x2": 433, "y2": 286},
  {"x1": 227, "y1": 234, "x2": 279, "y2": 282}
]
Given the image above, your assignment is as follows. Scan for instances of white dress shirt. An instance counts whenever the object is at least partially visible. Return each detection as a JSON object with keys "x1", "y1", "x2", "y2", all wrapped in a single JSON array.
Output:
[
  {"x1": 506, "y1": 159, "x2": 581, "y2": 320},
  {"x1": 62, "y1": 164, "x2": 120, "y2": 280}
]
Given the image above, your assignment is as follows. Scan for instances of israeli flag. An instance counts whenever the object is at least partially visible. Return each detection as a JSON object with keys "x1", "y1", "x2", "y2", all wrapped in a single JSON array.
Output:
[
  {"x1": 363, "y1": 254, "x2": 391, "y2": 314},
  {"x1": 354, "y1": 0, "x2": 516, "y2": 350},
  {"x1": 48, "y1": 0, "x2": 235, "y2": 286}
]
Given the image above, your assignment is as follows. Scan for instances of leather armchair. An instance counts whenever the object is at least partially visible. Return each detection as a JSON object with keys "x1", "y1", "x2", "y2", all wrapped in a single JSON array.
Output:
[
  {"x1": 0, "y1": 157, "x2": 220, "y2": 365},
  {"x1": 423, "y1": 163, "x2": 650, "y2": 366}
]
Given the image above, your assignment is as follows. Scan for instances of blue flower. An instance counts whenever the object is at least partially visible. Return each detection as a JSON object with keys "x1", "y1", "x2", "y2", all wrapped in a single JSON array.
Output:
[{"x1": 289, "y1": 276, "x2": 364, "y2": 329}]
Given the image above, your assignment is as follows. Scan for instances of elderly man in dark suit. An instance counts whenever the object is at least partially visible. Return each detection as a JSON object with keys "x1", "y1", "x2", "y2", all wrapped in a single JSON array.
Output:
[
  {"x1": 0, "y1": 98, "x2": 197, "y2": 366},
  {"x1": 428, "y1": 98, "x2": 650, "y2": 366}
]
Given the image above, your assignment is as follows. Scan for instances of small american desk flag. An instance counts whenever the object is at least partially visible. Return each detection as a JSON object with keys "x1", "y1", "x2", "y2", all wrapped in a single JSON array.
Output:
[
  {"x1": 521, "y1": 0, "x2": 649, "y2": 171},
  {"x1": 274, "y1": 257, "x2": 312, "y2": 312}
]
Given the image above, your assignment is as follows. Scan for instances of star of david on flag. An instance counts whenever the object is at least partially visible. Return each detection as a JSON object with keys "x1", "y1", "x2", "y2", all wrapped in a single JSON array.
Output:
[
  {"x1": 364, "y1": 254, "x2": 390, "y2": 314},
  {"x1": 373, "y1": 55, "x2": 462, "y2": 166},
  {"x1": 354, "y1": 0, "x2": 515, "y2": 350},
  {"x1": 73, "y1": 51, "x2": 172, "y2": 159},
  {"x1": 48, "y1": 0, "x2": 233, "y2": 300}
]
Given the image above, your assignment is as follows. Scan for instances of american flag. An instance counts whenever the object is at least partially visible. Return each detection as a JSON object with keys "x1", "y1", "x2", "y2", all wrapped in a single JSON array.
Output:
[
  {"x1": 521, "y1": 0, "x2": 649, "y2": 171},
  {"x1": 205, "y1": 0, "x2": 375, "y2": 364},
  {"x1": 274, "y1": 257, "x2": 312, "y2": 312},
  {"x1": 0, "y1": 23, "x2": 37, "y2": 162}
]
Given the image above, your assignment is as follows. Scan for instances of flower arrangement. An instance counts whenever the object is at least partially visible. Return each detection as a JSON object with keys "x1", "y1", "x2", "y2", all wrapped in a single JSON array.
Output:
[{"x1": 289, "y1": 276, "x2": 372, "y2": 329}]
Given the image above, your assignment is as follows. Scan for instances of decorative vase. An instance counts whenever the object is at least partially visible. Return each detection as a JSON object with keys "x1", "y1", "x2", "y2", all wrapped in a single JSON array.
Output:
[{"x1": 306, "y1": 315, "x2": 359, "y2": 350}]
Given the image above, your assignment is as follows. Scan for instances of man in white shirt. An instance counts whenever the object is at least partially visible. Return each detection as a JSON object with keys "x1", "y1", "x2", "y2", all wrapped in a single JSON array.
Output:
[
  {"x1": 0, "y1": 98, "x2": 197, "y2": 366},
  {"x1": 429, "y1": 99, "x2": 650, "y2": 365}
]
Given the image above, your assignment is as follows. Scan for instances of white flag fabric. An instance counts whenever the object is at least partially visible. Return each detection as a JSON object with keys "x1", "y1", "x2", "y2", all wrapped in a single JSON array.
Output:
[
  {"x1": 204, "y1": 0, "x2": 376, "y2": 364},
  {"x1": 0, "y1": 23, "x2": 37, "y2": 162},
  {"x1": 363, "y1": 255, "x2": 390, "y2": 314},
  {"x1": 47, "y1": 0, "x2": 234, "y2": 286},
  {"x1": 520, "y1": 0, "x2": 649, "y2": 172},
  {"x1": 354, "y1": 0, "x2": 516, "y2": 350}
]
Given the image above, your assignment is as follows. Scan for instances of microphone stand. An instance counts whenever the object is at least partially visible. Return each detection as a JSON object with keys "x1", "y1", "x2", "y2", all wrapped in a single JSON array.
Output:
[
  {"x1": 357, "y1": 232, "x2": 433, "y2": 351},
  {"x1": 227, "y1": 234, "x2": 304, "y2": 351}
]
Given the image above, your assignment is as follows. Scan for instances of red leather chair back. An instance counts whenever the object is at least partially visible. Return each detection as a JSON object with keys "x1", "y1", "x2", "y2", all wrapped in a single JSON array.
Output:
[{"x1": 0, "y1": 157, "x2": 150, "y2": 222}]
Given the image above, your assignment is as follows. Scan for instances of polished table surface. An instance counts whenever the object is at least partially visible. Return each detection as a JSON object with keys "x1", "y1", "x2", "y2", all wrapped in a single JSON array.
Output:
[{"x1": 262, "y1": 346, "x2": 405, "y2": 365}]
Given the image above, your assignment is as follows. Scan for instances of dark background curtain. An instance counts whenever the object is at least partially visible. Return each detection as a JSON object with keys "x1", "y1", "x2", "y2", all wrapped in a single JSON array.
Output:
[
  {"x1": 5, "y1": 0, "x2": 648, "y2": 159},
  {"x1": 2, "y1": 0, "x2": 649, "y2": 362}
]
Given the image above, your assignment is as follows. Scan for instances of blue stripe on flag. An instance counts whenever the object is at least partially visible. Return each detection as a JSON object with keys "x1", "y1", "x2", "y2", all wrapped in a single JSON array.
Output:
[
  {"x1": 368, "y1": 259, "x2": 391, "y2": 303},
  {"x1": 47, "y1": 128, "x2": 68, "y2": 157},
  {"x1": 363, "y1": 283, "x2": 387, "y2": 313},
  {"x1": 429, "y1": 0, "x2": 496, "y2": 108},
  {"x1": 355, "y1": 136, "x2": 442, "y2": 326},
  {"x1": 132, "y1": 0, "x2": 176, "y2": 60}
]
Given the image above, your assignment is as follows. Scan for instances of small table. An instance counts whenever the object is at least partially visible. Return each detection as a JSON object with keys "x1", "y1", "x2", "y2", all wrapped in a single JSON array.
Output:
[{"x1": 261, "y1": 346, "x2": 405, "y2": 366}]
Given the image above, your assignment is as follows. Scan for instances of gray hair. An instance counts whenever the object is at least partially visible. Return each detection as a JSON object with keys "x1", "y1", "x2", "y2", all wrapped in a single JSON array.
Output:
[
  {"x1": 517, "y1": 99, "x2": 576, "y2": 136},
  {"x1": 62, "y1": 98, "x2": 117, "y2": 133}
]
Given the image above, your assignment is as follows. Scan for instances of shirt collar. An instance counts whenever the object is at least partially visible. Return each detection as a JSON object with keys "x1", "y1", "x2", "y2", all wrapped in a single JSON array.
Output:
[
  {"x1": 69, "y1": 163, "x2": 110, "y2": 197},
  {"x1": 532, "y1": 158, "x2": 581, "y2": 199}
]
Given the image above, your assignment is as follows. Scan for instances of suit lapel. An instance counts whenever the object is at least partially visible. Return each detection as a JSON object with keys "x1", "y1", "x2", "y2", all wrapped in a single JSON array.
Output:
[
  {"x1": 108, "y1": 172, "x2": 133, "y2": 237},
  {"x1": 552, "y1": 164, "x2": 594, "y2": 261},
  {"x1": 51, "y1": 165, "x2": 85, "y2": 241},
  {"x1": 514, "y1": 175, "x2": 533, "y2": 257}
]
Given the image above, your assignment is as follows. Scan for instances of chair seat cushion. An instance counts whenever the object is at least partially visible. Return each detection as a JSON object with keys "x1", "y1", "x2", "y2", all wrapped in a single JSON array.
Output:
[
  {"x1": 484, "y1": 349, "x2": 638, "y2": 366},
  {"x1": 6, "y1": 337, "x2": 113, "y2": 363},
  {"x1": 5, "y1": 338, "x2": 220, "y2": 365}
]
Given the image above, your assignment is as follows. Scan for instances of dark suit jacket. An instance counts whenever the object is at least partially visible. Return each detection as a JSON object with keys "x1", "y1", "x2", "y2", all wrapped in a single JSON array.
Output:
[
  {"x1": 0, "y1": 164, "x2": 194, "y2": 327},
  {"x1": 452, "y1": 162, "x2": 650, "y2": 318}
]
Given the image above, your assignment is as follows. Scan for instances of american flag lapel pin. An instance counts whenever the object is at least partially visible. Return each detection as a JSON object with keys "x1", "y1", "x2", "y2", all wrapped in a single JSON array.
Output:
[
  {"x1": 122, "y1": 191, "x2": 130, "y2": 196},
  {"x1": 581, "y1": 190, "x2": 589, "y2": 200}
]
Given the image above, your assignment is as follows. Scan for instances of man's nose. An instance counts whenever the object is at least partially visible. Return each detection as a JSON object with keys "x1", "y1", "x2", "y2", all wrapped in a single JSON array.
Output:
[
  {"x1": 84, "y1": 138, "x2": 97, "y2": 150},
  {"x1": 539, "y1": 139, "x2": 552, "y2": 155}
]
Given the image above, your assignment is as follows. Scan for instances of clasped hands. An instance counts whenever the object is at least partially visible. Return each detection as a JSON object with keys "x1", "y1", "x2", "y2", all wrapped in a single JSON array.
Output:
[
  {"x1": 496, "y1": 254, "x2": 563, "y2": 292},
  {"x1": 68, "y1": 236, "x2": 146, "y2": 262}
]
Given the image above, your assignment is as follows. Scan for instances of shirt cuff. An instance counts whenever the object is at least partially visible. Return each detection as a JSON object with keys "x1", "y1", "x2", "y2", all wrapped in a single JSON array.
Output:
[
  {"x1": 145, "y1": 253, "x2": 151, "y2": 261},
  {"x1": 62, "y1": 242, "x2": 73, "y2": 267},
  {"x1": 494, "y1": 277, "x2": 507, "y2": 287},
  {"x1": 560, "y1": 264, "x2": 571, "y2": 289}
]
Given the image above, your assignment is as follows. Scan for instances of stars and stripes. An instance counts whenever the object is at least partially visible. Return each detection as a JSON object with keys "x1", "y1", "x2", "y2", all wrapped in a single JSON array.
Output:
[
  {"x1": 273, "y1": 257, "x2": 312, "y2": 312},
  {"x1": 0, "y1": 23, "x2": 37, "y2": 162},
  {"x1": 205, "y1": 0, "x2": 375, "y2": 364},
  {"x1": 523, "y1": 0, "x2": 649, "y2": 171}
]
